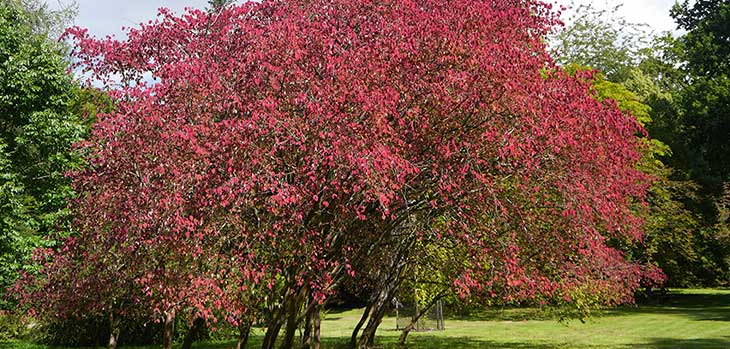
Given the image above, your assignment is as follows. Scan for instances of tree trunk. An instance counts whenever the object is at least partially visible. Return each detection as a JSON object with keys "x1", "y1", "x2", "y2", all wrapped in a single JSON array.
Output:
[
  {"x1": 163, "y1": 310, "x2": 176, "y2": 349},
  {"x1": 302, "y1": 305, "x2": 313, "y2": 348},
  {"x1": 358, "y1": 302, "x2": 387, "y2": 348},
  {"x1": 397, "y1": 310, "x2": 423, "y2": 346},
  {"x1": 358, "y1": 275, "x2": 403, "y2": 349},
  {"x1": 398, "y1": 293, "x2": 447, "y2": 346},
  {"x1": 349, "y1": 305, "x2": 371, "y2": 349},
  {"x1": 310, "y1": 305, "x2": 321, "y2": 349},
  {"x1": 108, "y1": 313, "x2": 121, "y2": 349},
  {"x1": 236, "y1": 322, "x2": 251, "y2": 349},
  {"x1": 356, "y1": 231, "x2": 415, "y2": 348},
  {"x1": 413, "y1": 291, "x2": 420, "y2": 332},
  {"x1": 261, "y1": 309, "x2": 286, "y2": 349},
  {"x1": 182, "y1": 317, "x2": 205, "y2": 349},
  {"x1": 280, "y1": 295, "x2": 303, "y2": 349}
]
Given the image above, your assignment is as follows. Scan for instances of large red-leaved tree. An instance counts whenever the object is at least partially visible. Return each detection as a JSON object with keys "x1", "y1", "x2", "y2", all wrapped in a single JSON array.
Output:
[{"x1": 15, "y1": 0, "x2": 660, "y2": 348}]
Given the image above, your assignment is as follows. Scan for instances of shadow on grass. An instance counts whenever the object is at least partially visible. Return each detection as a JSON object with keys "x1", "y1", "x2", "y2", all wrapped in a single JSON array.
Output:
[
  {"x1": 639, "y1": 337, "x2": 730, "y2": 349},
  {"x1": 212, "y1": 336, "x2": 568, "y2": 349},
  {"x1": 451, "y1": 290, "x2": 730, "y2": 323},
  {"x1": 603, "y1": 291, "x2": 730, "y2": 322}
]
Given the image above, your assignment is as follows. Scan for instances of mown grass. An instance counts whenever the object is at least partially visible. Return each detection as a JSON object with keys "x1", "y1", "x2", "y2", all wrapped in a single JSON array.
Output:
[{"x1": 2, "y1": 289, "x2": 729, "y2": 349}]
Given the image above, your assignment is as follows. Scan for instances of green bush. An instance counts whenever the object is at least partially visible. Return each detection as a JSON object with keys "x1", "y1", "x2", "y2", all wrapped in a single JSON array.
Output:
[{"x1": 0, "y1": 311, "x2": 31, "y2": 340}]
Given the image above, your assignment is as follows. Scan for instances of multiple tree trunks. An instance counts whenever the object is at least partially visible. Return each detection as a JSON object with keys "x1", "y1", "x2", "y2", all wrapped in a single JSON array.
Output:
[
  {"x1": 261, "y1": 285, "x2": 325, "y2": 349},
  {"x1": 349, "y1": 304, "x2": 372, "y2": 348},
  {"x1": 281, "y1": 291, "x2": 304, "y2": 349},
  {"x1": 150, "y1": 295, "x2": 434, "y2": 349},
  {"x1": 352, "y1": 240, "x2": 411, "y2": 348},
  {"x1": 357, "y1": 287, "x2": 395, "y2": 348},
  {"x1": 302, "y1": 305, "x2": 322, "y2": 349},
  {"x1": 261, "y1": 315, "x2": 284, "y2": 349}
]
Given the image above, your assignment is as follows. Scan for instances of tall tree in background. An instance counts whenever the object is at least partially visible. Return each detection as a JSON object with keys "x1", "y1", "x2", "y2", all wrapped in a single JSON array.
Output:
[
  {"x1": 553, "y1": 1, "x2": 730, "y2": 287},
  {"x1": 208, "y1": 0, "x2": 235, "y2": 12},
  {"x1": 672, "y1": 0, "x2": 730, "y2": 218},
  {"x1": 589, "y1": 71, "x2": 710, "y2": 287},
  {"x1": 552, "y1": 2, "x2": 652, "y2": 81},
  {"x1": 2, "y1": 0, "x2": 77, "y2": 37},
  {"x1": 669, "y1": 0, "x2": 730, "y2": 285},
  {"x1": 0, "y1": 0, "x2": 87, "y2": 307}
]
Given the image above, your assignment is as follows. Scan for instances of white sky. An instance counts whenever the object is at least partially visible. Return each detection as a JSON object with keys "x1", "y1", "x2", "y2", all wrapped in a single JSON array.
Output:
[{"x1": 47, "y1": 0, "x2": 682, "y2": 39}]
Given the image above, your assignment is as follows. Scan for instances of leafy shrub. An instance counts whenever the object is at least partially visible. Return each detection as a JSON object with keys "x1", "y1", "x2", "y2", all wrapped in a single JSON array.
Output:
[{"x1": 0, "y1": 311, "x2": 31, "y2": 340}]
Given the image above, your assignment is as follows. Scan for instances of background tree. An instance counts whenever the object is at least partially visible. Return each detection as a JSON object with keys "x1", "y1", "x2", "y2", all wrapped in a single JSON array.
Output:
[
  {"x1": 2, "y1": 0, "x2": 77, "y2": 37},
  {"x1": 553, "y1": 1, "x2": 730, "y2": 287},
  {"x1": 667, "y1": 0, "x2": 730, "y2": 285},
  {"x1": 207, "y1": 0, "x2": 235, "y2": 12},
  {"x1": 552, "y1": 2, "x2": 653, "y2": 81},
  {"x1": 589, "y1": 70, "x2": 704, "y2": 287},
  {"x1": 671, "y1": 0, "x2": 730, "y2": 218},
  {"x1": 0, "y1": 0, "x2": 87, "y2": 307}
]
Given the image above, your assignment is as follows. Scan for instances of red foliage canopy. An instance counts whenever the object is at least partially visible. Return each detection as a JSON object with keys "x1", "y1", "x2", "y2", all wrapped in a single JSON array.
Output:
[{"x1": 16, "y1": 0, "x2": 659, "y2": 331}]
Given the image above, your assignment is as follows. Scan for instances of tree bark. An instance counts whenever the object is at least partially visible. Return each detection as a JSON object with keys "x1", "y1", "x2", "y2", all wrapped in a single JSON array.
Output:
[
  {"x1": 302, "y1": 305, "x2": 313, "y2": 348},
  {"x1": 310, "y1": 305, "x2": 321, "y2": 349},
  {"x1": 182, "y1": 317, "x2": 205, "y2": 349},
  {"x1": 358, "y1": 272, "x2": 404, "y2": 348},
  {"x1": 108, "y1": 313, "x2": 121, "y2": 349},
  {"x1": 262, "y1": 305, "x2": 286, "y2": 349},
  {"x1": 163, "y1": 310, "x2": 176, "y2": 349},
  {"x1": 357, "y1": 224, "x2": 419, "y2": 348},
  {"x1": 358, "y1": 301, "x2": 387, "y2": 348},
  {"x1": 349, "y1": 304, "x2": 371, "y2": 349},
  {"x1": 236, "y1": 322, "x2": 251, "y2": 349},
  {"x1": 280, "y1": 293, "x2": 304, "y2": 349},
  {"x1": 398, "y1": 292, "x2": 447, "y2": 346}
]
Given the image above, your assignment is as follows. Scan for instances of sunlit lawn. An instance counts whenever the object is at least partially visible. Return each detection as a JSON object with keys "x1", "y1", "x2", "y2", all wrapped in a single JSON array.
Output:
[{"x1": 3, "y1": 289, "x2": 729, "y2": 349}]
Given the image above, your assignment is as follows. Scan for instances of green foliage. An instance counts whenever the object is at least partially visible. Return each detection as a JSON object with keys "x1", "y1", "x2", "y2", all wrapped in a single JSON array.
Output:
[
  {"x1": 1, "y1": 0, "x2": 77, "y2": 37},
  {"x1": 0, "y1": 2, "x2": 87, "y2": 307},
  {"x1": 669, "y1": 0, "x2": 730, "y2": 196},
  {"x1": 30, "y1": 317, "x2": 108, "y2": 347},
  {"x1": 554, "y1": 0, "x2": 730, "y2": 287},
  {"x1": 207, "y1": 0, "x2": 235, "y2": 12},
  {"x1": 592, "y1": 73, "x2": 653, "y2": 126},
  {"x1": 552, "y1": 2, "x2": 653, "y2": 81},
  {"x1": 583, "y1": 69, "x2": 716, "y2": 288},
  {"x1": 672, "y1": 0, "x2": 730, "y2": 77},
  {"x1": 646, "y1": 0, "x2": 730, "y2": 286},
  {"x1": 69, "y1": 88, "x2": 113, "y2": 124},
  {"x1": 0, "y1": 311, "x2": 30, "y2": 341},
  {"x1": 31, "y1": 315, "x2": 167, "y2": 347},
  {"x1": 600, "y1": 67, "x2": 729, "y2": 286}
]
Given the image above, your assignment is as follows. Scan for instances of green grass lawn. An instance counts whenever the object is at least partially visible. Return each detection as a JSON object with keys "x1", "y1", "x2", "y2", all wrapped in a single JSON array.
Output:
[{"x1": 2, "y1": 289, "x2": 729, "y2": 349}]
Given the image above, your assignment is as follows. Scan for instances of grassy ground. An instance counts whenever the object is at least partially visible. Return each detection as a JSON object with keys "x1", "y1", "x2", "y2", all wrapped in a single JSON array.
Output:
[{"x1": 2, "y1": 289, "x2": 729, "y2": 349}]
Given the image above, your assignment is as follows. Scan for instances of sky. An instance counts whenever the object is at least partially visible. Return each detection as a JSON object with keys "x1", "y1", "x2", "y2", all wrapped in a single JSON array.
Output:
[{"x1": 47, "y1": 0, "x2": 683, "y2": 39}]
